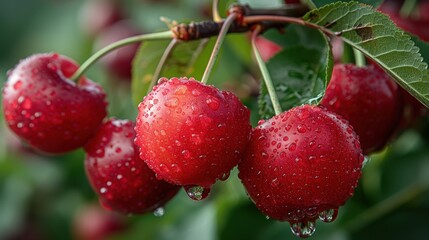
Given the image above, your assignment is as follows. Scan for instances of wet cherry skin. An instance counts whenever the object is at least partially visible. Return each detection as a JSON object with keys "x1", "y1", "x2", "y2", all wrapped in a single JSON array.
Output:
[
  {"x1": 2, "y1": 53, "x2": 108, "y2": 154},
  {"x1": 84, "y1": 119, "x2": 180, "y2": 214},
  {"x1": 320, "y1": 64, "x2": 403, "y2": 154},
  {"x1": 239, "y1": 105, "x2": 363, "y2": 223},
  {"x1": 135, "y1": 77, "x2": 252, "y2": 188}
]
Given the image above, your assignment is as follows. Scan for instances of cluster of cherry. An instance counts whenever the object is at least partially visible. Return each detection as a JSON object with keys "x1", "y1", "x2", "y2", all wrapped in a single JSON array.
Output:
[{"x1": 2, "y1": 0, "x2": 428, "y2": 238}]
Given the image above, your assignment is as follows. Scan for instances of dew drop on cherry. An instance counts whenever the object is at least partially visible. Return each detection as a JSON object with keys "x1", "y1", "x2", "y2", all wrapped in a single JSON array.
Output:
[
  {"x1": 206, "y1": 96, "x2": 220, "y2": 110},
  {"x1": 318, "y1": 208, "x2": 338, "y2": 223},
  {"x1": 290, "y1": 220, "x2": 316, "y2": 238},
  {"x1": 184, "y1": 185, "x2": 211, "y2": 201}
]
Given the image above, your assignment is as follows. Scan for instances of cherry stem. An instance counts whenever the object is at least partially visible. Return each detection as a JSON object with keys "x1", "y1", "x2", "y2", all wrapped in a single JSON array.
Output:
[
  {"x1": 147, "y1": 39, "x2": 178, "y2": 94},
  {"x1": 70, "y1": 30, "x2": 173, "y2": 82},
  {"x1": 212, "y1": 0, "x2": 222, "y2": 22},
  {"x1": 251, "y1": 25, "x2": 282, "y2": 116},
  {"x1": 353, "y1": 48, "x2": 366, "y2": 67},
  {"x1": 343, "y1": 182, "x2": 429, "y2": 233},
  {"x1": 243, "y1": 15, "x2": 335, "y2": 37},
  {"x1": 201, "y1": 13, "x2": 237, "y2": 84}
]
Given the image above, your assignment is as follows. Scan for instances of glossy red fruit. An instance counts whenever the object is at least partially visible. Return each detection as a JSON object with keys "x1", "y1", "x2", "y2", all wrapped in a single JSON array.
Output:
[
  {"x1": 239, "y1": 105, "x2": 363, "y2": 237},
  {"x1": 135, "y1": 77, "x2": 251, "y2": 190},
  {"x1": 2, "y1": 53, "x2": 107, "y2": 154},
  {"x1": 254, "y1": 36, "x2": 282, "y2": 62},
  {"x1": 420, "y1": 1, "x2": 429, "y2": 21},
  {"x1": 79, "y1": 0, "x2": 124, "y2": 37},
  {"x1": 320, "y1": 64, "x2": 403, "y2": 154},
  {"x1": 84, "y1": 119, "x2": 180, "y2": 214},
  {"x1": 95, "y1": 20, "x2": 141, "y2": 80},
  {"x1": 73, "y1": 204, "x2": 127, "y2": 240}
]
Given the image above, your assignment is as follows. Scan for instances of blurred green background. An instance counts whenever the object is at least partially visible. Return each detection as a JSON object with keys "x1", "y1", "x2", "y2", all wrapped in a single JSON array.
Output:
[{"x1": 1, "y1": 0, "x2": 429, "y2": 240}]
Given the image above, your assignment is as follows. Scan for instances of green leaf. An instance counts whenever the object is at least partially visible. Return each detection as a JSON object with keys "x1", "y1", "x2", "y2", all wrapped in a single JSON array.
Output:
[
  {"x1": 131, "y1": 39, "x2": 210, "y2": 106},
  {"x1": 303, "y1": 1, "x2": 429, "y2": 108},
  {"x1": 309, "y1": 0, "x2": 383, "y2": 8},
  {"x1": 258, "y1": 24, "x2": 333, "y2": 119}
]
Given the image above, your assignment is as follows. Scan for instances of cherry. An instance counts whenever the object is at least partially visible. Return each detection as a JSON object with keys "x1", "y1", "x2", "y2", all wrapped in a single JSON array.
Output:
[
  {"x1": 238, "y1": 105, "x2": 363, "y2": 238},
  {"x1": 84, "y1": 118, "x2": 180, "y2": 214},
  {"x1": 135, "y1": 77, "x2": 251, "y2": 194},
  {"x1": 254, "y1": 36, "x2": 282, "y2": 62},
  {"x1": 2, "y1": 53, "x2": 107, "y2": 154},
  {"x1": 79, "y1": 0, "x2": 124, "y2": 37},
  {"x1": 73, "y1": 204, "x2": 127, "y2": 240},
  {"x1": 320, "y1": 64, "x2": 403, "y2": 154},
  {"x1": 95, "y1": 20, "x2": 142, "y2": 80}
]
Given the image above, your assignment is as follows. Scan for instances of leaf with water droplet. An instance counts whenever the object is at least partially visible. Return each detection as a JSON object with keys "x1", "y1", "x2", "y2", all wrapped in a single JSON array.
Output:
[{"x1": 259, "y1": 24, "x2": 333, "y2": 119}]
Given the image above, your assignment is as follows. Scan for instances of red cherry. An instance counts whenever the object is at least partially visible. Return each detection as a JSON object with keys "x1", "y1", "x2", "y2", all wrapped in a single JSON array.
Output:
[
  {"x1": 254, "y1": 36, "x2": 282, "y2": 62},
  {"x1": 73, "y1": 204, "x2": 127, "y2": 240},
  {"x1": 95, "y1": 20, "x2": 142, "y2": 80},
  {"x1": 320, "y1": 64, "x2": 403, "y2": 154},
  {"x1": 135, "y1": 77, "x2": 251, "y2": 192},
  {"x1": 2, "y1": 53, "x2": 108, "y2": 154},
  {"x1": 84, "y1": 119, "x2": 180, "y2": 214},
  {"x1": 79, "y1": 0, "x2": 124, "y2": 37},
  {"x1": 238, "y1": 105, "x2": 363, "y2": 237}
]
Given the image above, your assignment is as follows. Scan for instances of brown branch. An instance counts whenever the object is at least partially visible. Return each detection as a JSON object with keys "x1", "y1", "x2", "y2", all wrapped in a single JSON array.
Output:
[{"x1": 171, "y1": 4, "x2": 310, "y2": 41}]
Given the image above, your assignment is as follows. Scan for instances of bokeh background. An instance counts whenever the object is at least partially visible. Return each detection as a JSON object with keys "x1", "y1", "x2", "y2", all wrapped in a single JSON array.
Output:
[{"x1": 1, "y1": 0, "x2": 429, "y2": 239}]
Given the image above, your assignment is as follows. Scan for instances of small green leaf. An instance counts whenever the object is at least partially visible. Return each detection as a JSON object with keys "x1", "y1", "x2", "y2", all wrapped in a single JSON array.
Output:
[
  {"x1": 258, "y1": 25, "x2": 333, "y2": 119},
  {"x1": 303, "y1": 1, "x2": 429, "y2": 108},
  {"x1": 131, "y1": 39, "x2": 209, "y2": 106}
]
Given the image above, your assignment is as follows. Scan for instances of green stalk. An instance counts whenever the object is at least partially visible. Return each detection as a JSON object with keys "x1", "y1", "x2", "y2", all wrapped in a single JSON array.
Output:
[
  {"x1": 353, "y1": 48, "x2": 366, "y2": 67},
  {"x1": 251, "y1": 25, "x2": 282, "y2": 115},
  {"x1": 70, "y1": 31, "x2": 173, "y2": 82},
  {"x1": 201, "y1": 13, "x2": 237, "y2": 84}
]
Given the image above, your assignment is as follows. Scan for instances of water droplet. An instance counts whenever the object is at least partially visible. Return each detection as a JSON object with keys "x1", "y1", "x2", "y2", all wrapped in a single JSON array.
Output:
[
  {"x1": 261, "y1": 151, "x2": 268, "y2": 159},
  {"x1": 220, "y1": 172, "x2": 230, "y2": 181},
  {"x1": 318, "y1": 208, "x2": 338, "y2": 223},
  {"x1": 289, "y1": 143, "x2": 297, "y2": 151},
  {"x1": 181, "y1": 149, "x2": 191, "y2": 159},
  {"x1": 206, "y1": 96, "x2": 220, "y2": 110},
  {"x1": 270, "y1": 178, "x2": 279, "y2": 187},
  {"x1": 157, "y1": 77, "x2": 168, "y2": 84},
  {"x1": 100, "y1": 187, "x2": 107, "y2": 194},
  {"x1": 164, "y1": 97, "x2": 179, "y2": 108},
  {"x1": 174, "y1": 85, "x2": 187, "y2": 95},
  {"x1": 117, "y1": 174, "x2": 123, "y2": 180},
  {"x1": 184, "y1": 185, "x2": 210, "y2": 201},
  {"x1": 290, "y1": 220, "x2": 316, "y2": 238},
  {"x1": 13, "y1": 80, "x2": 22, "y2": 90},
  {"x1": 115, "y1": 147, "x2": 122, "y2": 153},
  {"x1": 153, "y1": 207, "x2": 165, "y2": 217},
  {"x1": 297, "y1": 124, "x2": 307, "y2": 133},
  {"x1": 191, "y1": 89, "x2": 201, "y2": 96},
  {"x1": 191, "y1": 134, "x2": 202, "y2": 145}
]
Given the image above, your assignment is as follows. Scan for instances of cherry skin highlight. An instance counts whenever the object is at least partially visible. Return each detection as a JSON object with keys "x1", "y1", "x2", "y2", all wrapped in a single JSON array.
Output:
[
  {"x1": 2, "y1": 53, "x2": 108, "y2": 154},
  {"x1": 238, "y1": 105, "x2": 363, "y2": 230},
  {"x1": 84, "y1": 119, "x2": 180, "y2": 214},
  {"x1": 135, "y1": 77, "x2": 251, "y2": 189},
  {"x1": 320, "y1": 64, "x2": 403, "y2": 154}
]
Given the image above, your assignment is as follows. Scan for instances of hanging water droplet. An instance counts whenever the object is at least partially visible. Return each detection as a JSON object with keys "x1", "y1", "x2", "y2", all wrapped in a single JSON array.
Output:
[
  {"x1": 318, "y1": 208, "x2": 338, "y2": 223},
  {"x1": 184, "y1": 185, "x2": 210, "y2": 201},
  {"x1": 153, "y1": 207, "x2": 165, "y2": 217},
  {"x1": 297, "y1": 124, "x2": 307, "y2": 133},
  {"x1": 362, "y1": 156, "x2": 370, "y2": 168},
  {"x1": 290, "y1": 220, "x2": 316, "y2": 238}
]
